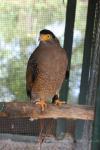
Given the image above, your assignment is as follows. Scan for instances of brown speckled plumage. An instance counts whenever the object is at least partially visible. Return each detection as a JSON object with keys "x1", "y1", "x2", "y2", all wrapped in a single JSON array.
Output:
[{"x1": 26, "y1": 29, "x2": 68, "y2": 103}]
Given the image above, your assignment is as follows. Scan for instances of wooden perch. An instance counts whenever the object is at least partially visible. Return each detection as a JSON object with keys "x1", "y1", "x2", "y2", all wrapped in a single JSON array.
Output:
[{"x1": 0, "y1": 102, "x2": 94, "y2": 120}]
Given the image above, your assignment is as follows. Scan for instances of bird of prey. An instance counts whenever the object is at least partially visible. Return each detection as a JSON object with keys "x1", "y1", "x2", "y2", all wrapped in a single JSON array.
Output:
[{"x1": 26, "y1": 29, "x2": 68, "y2": 111}]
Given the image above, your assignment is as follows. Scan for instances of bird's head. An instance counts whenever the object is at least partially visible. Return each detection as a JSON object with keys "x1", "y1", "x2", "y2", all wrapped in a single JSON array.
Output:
[{"x1": 39, "y1": 29, "x2": 56, "y2": 42}]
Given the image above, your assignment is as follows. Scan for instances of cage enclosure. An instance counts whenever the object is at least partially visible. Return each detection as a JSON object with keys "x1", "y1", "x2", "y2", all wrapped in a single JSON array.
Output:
[{"x1": 0, "y1": 0, "x2": 100, "y2": 150}]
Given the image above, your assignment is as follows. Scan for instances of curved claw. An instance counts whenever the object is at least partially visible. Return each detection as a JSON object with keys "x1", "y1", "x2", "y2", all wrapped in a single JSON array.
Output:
[{"x1": 36, "y1": 100, "x2": 47, "y2": 111}]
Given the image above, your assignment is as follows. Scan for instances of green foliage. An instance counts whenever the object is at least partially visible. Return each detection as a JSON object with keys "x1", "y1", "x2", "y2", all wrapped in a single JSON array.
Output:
[
  {"x1": 0, "y1": 0, "x2": 67, "y2": 101},
  {"x1": 6, "y1": 58, "x2": 27, "y2": 101},
  {"x1": 75, "y1": 0, "x2": 88, "y2": 33},
  {"x1": 0, "y1": 0, "x2": 66, "y2": 41}
]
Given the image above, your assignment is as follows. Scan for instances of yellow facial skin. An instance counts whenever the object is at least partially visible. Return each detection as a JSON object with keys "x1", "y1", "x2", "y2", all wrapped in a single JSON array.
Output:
[{"x1": 39, "y1": 34, "x2": 52, "y2": 41}]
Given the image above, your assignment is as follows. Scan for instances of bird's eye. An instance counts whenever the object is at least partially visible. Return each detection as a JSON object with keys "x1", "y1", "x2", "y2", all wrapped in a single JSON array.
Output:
[{"x1": 47, "y1": 35, "x2": 51, "y2": 39}]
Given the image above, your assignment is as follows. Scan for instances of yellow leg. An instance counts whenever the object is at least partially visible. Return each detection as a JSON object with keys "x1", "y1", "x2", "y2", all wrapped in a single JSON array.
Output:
[
  {"x1": 36, "y1": 99, "x2": 47, "y2": 111},
  {"x1": 54, "y1": 99, "x2": 65, "y2": 106}
]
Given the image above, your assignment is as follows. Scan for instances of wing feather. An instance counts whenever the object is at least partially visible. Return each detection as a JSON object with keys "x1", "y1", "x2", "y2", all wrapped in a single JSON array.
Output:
[{"x1": 26, "y1": 51, "x2": 38, "y2": 98}]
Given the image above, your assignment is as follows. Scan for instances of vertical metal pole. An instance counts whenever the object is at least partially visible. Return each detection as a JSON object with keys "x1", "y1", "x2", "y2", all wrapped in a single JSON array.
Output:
[
  {"x1": 57, "y1": 0, "x2": 77, "y2": 139},
  {"x1": 79, "y1": 0, "x2": 97, "y2": 105},
  {"x1": 60, "y1": 0, "x2": 77, "y2": 101},
  {"x1": 92, "y1": 2, "x2": 100, "y2": 148},
  {"x1": 75, "y1": 1, "x2": 97, "y2": 149}
]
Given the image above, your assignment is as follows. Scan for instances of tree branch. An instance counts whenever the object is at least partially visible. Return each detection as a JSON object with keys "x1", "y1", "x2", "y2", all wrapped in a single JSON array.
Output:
[{"x1": 0, "y1": 102, "x2": 94, "y2": 120}]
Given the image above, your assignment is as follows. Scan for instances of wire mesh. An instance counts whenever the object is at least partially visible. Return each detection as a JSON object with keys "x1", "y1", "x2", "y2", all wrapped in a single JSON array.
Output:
[
  {"x1": 0, "y1": 0, "x2": 89, "y2": 104},
  {"x1": 0, "y1": 118, "x2": 56, "y2": 136},
  {"x1": 68, "y1": 0, "x2": 88, "y2": 104},
  {"x1": 0, "y1": 0, "x2": 93, "y2": 147},
  {"x1": 0, "y1": 0, "x2": 67, "y2": 102},
  {"x1": 0, "y1": 0, "x2": 68, "y2": 139}
]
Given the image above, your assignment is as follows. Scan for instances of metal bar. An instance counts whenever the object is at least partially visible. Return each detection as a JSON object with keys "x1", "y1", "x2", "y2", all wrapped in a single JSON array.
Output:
[
  {"x1": 79, "y1": 0, "x2": 97, "y2": 105},
  {"x1": 60, "y1": 0, "x2": 77, "y2": 101},
  {"x1": 58, "y1": 0, "x2": 77, "y2": 140}
]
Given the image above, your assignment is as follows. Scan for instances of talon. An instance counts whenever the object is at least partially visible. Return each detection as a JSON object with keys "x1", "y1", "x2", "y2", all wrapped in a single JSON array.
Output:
[
  {"x1": 54, "y1": 99, "x2": 65, "y2": 106},
  {"x1": 36, "y1": 100, "x2": 47, "y2": 111}
]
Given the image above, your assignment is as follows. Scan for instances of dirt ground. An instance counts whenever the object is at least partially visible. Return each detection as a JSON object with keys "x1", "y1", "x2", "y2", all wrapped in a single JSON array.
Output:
[
  {"x1": 0, "y1": 133, "x2": 91, "y2": 150},
  {"x1": 0, "y1": 133, "x2": 74, "y2": 150}
]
